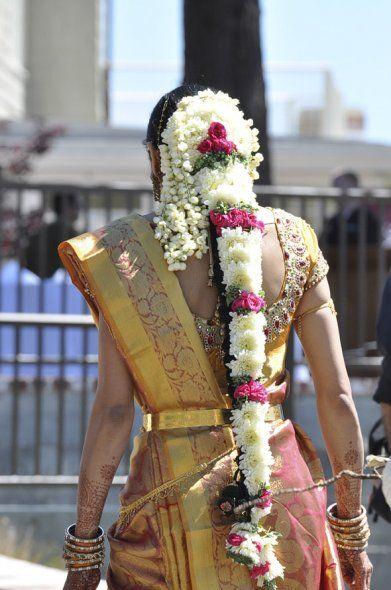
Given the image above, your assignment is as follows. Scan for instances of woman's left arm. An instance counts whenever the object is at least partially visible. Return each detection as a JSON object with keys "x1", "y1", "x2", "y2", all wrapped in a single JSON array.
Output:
[{"x1": 295, "y1": 277, "x2": 373, "y2": 590}]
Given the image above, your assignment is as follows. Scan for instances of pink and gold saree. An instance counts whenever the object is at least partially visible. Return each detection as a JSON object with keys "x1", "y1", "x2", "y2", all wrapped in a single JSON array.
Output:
[{"x1": 59, "y1": 211, "x2": 344, "y2": 589}]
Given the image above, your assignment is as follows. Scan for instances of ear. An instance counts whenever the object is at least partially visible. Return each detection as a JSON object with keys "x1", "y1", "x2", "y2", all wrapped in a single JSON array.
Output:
[{"x1": 147, "y1": 143, "x2": 161, "y2": 177}]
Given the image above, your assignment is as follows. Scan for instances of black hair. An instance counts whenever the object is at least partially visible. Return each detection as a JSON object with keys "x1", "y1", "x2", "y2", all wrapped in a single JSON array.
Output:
[{"x1": 145, "y1": 84, "x2": 211, "y2": 149}]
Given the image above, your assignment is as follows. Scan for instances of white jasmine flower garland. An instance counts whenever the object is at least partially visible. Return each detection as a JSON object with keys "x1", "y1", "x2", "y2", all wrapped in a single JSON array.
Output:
[{"x1": 153, "y1": 89, "x2": 283, "y2": 588}]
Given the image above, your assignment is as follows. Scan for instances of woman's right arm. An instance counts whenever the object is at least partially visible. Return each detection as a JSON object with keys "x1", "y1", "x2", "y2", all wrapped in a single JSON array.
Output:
[{"x1": 64, "y1": 314, "x2": 135, "y2": 589}]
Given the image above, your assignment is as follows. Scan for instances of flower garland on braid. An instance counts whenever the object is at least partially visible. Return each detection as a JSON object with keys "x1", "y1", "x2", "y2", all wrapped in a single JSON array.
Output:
[{"x1": 153, "y1": 89, "x2": 283, "y2": 588}]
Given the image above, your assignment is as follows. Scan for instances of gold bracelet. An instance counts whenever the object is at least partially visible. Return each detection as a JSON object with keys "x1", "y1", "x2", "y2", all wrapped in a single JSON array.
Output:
[
  {"x1": 63, "y1": 549, "x2": 105, "y2": 561},
  {"x1": 336, "y1": 539, "x2": 368, "y2": 549},
  {"x1": 334, "y1": 529, "x2": 371, "y2": 545},
  {"x1": 328, "y1": 521, "x2": 368, "y2": 535},
  {"x1": 63, "y1": 523, "x2": 105, "y2": 572},
  {"x1": 64, "y1": 540, "x2": 105, "y2": 553},
  {"x1": 326, "y1": 504, "x2": 366, "y2": 527},
  {"x1": 65, "y1": 524, "x2": 105, "y2": 545},
  {"x1": 68, "y1": 563, "x2": 102, "y2": 572},
  {"x1": 335, "y1": 542, "x2": 369, "y2": 552}
]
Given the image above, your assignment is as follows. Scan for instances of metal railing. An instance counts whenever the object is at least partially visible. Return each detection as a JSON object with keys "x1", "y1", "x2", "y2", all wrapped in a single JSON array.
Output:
[{"x1": 1, "y1": 180, "x2": 390, "y2": 476}]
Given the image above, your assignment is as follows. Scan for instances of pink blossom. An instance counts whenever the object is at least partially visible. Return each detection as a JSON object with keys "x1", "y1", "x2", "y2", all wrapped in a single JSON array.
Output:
[
  {"x1": 197, "y1": 138, "x2": 213, "y2": 154},
  {"x1": 227, "y1": 533, "x2": 246, "y2": 546},
  {"x1": 212, "y1": 138, "x2": 236, "y2": 154},
  {"x1": 247, "y1": 213, "x2": 265, "y2": 233},
  {"x1": 209, "y1": 210, "x2": 229, "y2": 236},
  {"x1": 253, "y1": 541, "x2": 263, "y2": 552},
  {"x1": 233, "y1": 379, "x2": 268, "y2": 403},
  {"x1": 250, "y1": 562, "x2": 270, "y2": 579},
  {"x1": 226, "y1": 208, "x2": 248, "y2": 227},
  {"x1": 255, "y1": 489, "x2": 273, "y2": 508},
  {"x1": 231, "y1": 291, "x2": 266, "y2": 313},
  {"x1": 208, "y1": 121, "x2": 227, "y2": 140}
]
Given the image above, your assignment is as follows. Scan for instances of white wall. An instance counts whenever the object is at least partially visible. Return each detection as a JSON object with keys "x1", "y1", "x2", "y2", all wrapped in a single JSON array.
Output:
[{"x1": 24, "y1": 0, "x2": 105, "y2": 123}]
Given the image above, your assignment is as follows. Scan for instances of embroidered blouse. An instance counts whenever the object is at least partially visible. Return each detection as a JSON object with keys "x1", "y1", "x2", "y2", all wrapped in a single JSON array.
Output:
[{"x1": 193, "y1": 208, "x2": 329, "y2": 387}]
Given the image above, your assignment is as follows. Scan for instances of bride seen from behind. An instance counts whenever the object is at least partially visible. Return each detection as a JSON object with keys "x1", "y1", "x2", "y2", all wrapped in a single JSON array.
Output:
[{"x1": 60, "y1": 84, "x2": 373, "y2": 590}]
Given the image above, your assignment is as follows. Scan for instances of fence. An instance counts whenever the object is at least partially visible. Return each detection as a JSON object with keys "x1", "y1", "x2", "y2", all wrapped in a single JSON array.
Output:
[{"x1": 1, "y1": 180, "x2": 390, "y2": 477}]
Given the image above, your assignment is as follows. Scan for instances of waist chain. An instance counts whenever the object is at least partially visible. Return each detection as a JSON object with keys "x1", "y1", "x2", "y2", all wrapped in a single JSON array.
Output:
[{"x1": 117, "y1": 404, "x2": 284, "y2": 531}]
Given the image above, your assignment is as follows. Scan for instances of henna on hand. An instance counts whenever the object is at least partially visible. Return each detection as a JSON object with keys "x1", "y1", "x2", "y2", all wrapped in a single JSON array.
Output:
[
  {"x1": 63, "y1": 568, "x2": 101, "y2": 590},
  {"x1": 337, "y1": 548, "x2": 373, "y2": 590}
]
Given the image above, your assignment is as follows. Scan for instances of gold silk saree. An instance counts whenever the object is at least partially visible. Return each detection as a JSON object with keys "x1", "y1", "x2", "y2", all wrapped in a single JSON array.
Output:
[{"x1": 59, "y1": 209, "x2": 344, "y2": 589}]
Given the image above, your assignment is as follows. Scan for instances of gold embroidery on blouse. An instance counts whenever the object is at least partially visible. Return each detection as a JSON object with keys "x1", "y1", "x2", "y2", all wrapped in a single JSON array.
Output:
[
  {"x1": 304, "y1": 249, "x2": 329, "y2": 291},
  {"x1": 264, "y1": 209, "x2": 310, "y2": 343},
  {"x1": 192, "y1": 293, "x2": 225, "y2": 357}
]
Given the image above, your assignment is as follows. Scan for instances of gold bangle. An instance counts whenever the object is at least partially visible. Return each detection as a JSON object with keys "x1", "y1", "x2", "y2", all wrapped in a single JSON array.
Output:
[
  {"x1": 326, "y1": 504, "x2": 366, "y2": 527},
  {"x1": 63, "y1": 549, "x2": 105, "y2": 561},
  {"x1": 335, "y1": 542, "x2": 368, "y2": 552},
  {"x1": 65, "y1": 524, "x2": 105, "y2": 545},
  {"x1": 333, "y1": 531, "x2": 370, "y2": 546},
  {"x1": 333, "y1": 529, "x2": 370, "y2": 542},
  {"x1": 64, "y1": 540, "x2": 105, "y2": 554},
  {"x1": 328, "y1": 521, "x2": 368, "y2": 535},
  {"x1": 333, "y1": 529, "x2": 370, "y2": 544},
  {"x1": 67, "y1": 563, "x2": 102, "y2": 572}
]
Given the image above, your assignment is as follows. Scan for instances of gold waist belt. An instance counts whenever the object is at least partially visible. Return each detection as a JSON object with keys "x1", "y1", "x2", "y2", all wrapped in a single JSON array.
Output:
[{"x1": 142, "y1": 404, "x2": 283, "y2": 432}]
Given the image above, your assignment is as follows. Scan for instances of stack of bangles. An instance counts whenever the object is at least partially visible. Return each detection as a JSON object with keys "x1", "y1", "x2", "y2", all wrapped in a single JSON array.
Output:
[
  {"x1": 326, "y1": 504, "x2": 370, "y2": 551},
  {"x1": 63, "y1": 524, "x2": 105, "y2": 572}
]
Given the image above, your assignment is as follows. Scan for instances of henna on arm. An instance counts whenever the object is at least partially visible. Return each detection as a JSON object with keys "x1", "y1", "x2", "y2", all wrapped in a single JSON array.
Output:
[
  {"x1": 63, "y1": 316, "x2": 135, "y2": 589},
  {"x1": 73, "y1": 313, "x2": 135, "y2": 539},
  {"x1": 296, "y1": 278, "x2": 364, "y2": 519}
]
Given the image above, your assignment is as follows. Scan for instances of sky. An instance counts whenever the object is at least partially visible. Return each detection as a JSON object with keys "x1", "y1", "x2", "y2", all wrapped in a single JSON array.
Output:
[{"x1": 111, "y1": 0, "x2": 391, "y2": 144}]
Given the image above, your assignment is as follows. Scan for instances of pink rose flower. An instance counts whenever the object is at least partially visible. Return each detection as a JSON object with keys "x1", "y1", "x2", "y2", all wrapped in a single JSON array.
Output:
[
  {"x1": 250, "y1": 562, "x2": 270, "y2": 579},
  {"x1": 231, "y1": 291, "x2": 266, "y2": 313},
  {"x1": 209, "y1": 210, "x2": 230, "y2": 236},
  {"x1": 227, "y1": 533, "x2": 246, "y2": 547},
  {"x1": 226, "y1": 208, "x2": 248, "y2": 227},
  {"x1": 247, "y1": 213, "x2": 265, "y2": 233},
  {"x1": 253, "y1": 541, "x2": 263, "y2": 552},
  {"x1": 197, "y1": 138, "x2": 213, "y2": 154},
  {"x1": 211, "y1": 138, "x2": 237, "y2": 154},
  {"x1": 208, "y1": 121, "x2": 227, "y2": 140},
  {"x1": 233, "y1": 379, "x2": 268, "y2": 403},
  {"x1": 255, "y1": 489, "x2": 273, "y2": 508}
]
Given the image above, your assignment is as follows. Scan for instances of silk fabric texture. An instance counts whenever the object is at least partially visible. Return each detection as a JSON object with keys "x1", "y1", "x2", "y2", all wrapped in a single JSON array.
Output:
[{"x1": 59, "y1": 212, "x2": 344, "y2": 589}]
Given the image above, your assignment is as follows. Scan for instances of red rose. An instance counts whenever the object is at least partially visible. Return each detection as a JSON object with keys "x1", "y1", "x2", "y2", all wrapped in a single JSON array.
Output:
[
  {"x1": 210, "y1": 138, "x2": 236, "y2": 154},
  {"x1": 250, "y1": 562, "x2": 270, "y2": 579},
  {"x1": 253, "y1": 540, "x2": 263, "y2": 552},
  {"x1": 247, "y1": 213, "x2": 265, "y2": 233},
  {"x1": 208, "y1": 121, "x2": 227, "y2": 140},
  {"x1": 226, "y1": 208, "x2": 247, "y2": 227},
  {"x1": 227, "y1": 533, "x2": 246, "y2": 546},
  {"x1": 197, "y1": 138, "x2": 213, "y2": 154},
  {"x1": 255, "y1": 488, "x2": 273, "y2": 508},
  {"x1": 209, "y1": 210, "x2": 230, "y2": 236}
]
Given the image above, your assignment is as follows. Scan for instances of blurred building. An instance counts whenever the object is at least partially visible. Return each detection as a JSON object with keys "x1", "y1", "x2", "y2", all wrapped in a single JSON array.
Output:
[
  {"x1": 267, "y1": 63, "x2": 365, "y2": 140},
  {"x1": 0, "y1": 0, "x2": 26, "y2": 119},
  {"x1": 1, "y1": 121, "x2": 391, "y2": 188},
  {"x1": 0, "y1": 0, "x2": 106, "y2": 124},
  {"x1": 0, "y1": 7, "x2": 388, "y2": 189}
]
